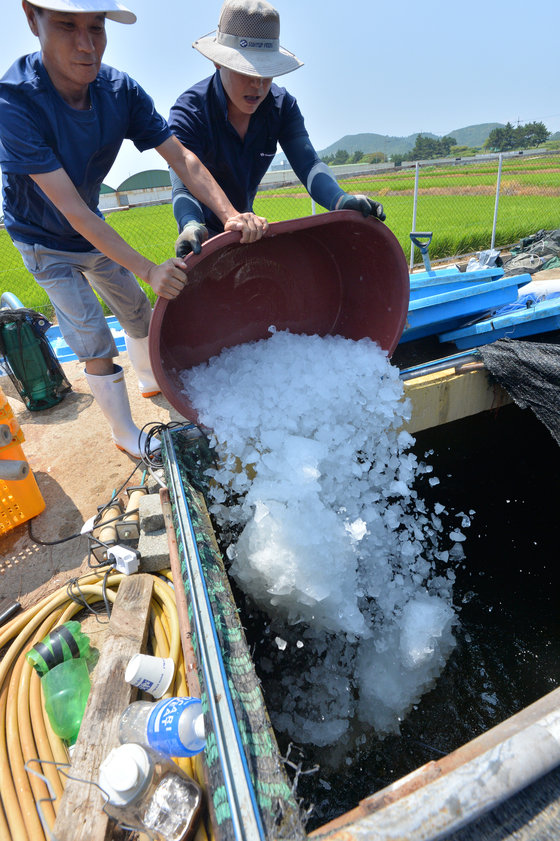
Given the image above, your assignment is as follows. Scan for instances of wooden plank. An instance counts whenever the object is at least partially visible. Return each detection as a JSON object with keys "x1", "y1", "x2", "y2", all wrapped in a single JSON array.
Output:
[
  {"x1": 403, "y1": 366, "x2": 511, "y2": 433},
  {"x1": 53, "y1": 574, "x2": 154, "y2": 841}
]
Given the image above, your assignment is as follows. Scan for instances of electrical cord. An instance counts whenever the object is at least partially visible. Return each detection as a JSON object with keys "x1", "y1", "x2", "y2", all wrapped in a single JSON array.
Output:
[
  {"x1": 27, "y1": 519, "x2": 83, "y2": 547},
  {"x1": 86, "y1": 540, "x2": 113, "y2": 571},
  {"x1": 141, "y1": 420, "x2": 178, "y2": 463},
  {"x1": 92, "y1": 463, "x2": 141, "y2": 524},
  {"x1": 27, "y1": 463, "x2": 142, "y2": 548},
  {"x1": 138, "y1": 420, "x2": 193, "y2": 489},
  {"x1": 24, "y1": 421, "x2": 196, "y2": 548},
  {"x1": 65, "y1": 570, "x2": 113, "y2": 622}
]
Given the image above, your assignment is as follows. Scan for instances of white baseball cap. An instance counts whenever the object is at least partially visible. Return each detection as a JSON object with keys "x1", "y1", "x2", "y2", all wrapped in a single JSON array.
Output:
[
  {"x1": 193, "y1": 0, "x2": 302, "y2": 79},
  {"x1": 26, "y1": 0, "x2": 136, "y2": 24}
]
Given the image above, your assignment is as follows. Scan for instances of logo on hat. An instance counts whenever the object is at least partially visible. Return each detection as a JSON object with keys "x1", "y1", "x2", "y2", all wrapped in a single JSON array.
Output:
[{"x1": 240, "y1": 39, "x2": 248, "y2": 47}]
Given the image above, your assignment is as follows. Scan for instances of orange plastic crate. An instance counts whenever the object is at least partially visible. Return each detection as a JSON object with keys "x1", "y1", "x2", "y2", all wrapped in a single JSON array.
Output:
[
  {"x1": 0, "y1": 441, "x2": 45, "y2": 535},
  {"x1": 0, "y1": 386, "x2": 24, "y2": 444},
  {"x1": 0, "y1": 387, "x2": 45, "y2": 535}
]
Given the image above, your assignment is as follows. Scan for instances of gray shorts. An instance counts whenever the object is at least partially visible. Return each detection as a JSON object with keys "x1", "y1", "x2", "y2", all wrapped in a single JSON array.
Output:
[{"x1": 15, "y1": 241, "x2": 153, "y2": 361}]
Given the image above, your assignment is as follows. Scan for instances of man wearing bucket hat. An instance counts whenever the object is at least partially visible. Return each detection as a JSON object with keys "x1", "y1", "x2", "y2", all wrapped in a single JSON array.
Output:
[
  {"x1": 0, "y1": 0, "x2": 268, "y2": 459},
  {"x1": 169, "y1": 0, "x2": 386, "y2": 258}
]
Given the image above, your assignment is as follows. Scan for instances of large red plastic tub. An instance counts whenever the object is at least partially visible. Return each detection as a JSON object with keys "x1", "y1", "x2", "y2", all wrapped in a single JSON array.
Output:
[{"x1": 149, "y1": 210, "x2": 409, "y2": 421}]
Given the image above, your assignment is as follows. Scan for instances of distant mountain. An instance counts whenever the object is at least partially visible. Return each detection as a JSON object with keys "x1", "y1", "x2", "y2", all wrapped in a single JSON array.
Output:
[
  {"x1": 448, "y1": 123, "x2": 505, "y2": 148},
  {"x1": 271, "y1": 123, "x2": 506, "y2": 167},
  {"x1": 318, "y1": 124, "x2": 506, "y2": 158},
  {"x1": 318, "y1": 132, "x2": 440, "y2": 159}
]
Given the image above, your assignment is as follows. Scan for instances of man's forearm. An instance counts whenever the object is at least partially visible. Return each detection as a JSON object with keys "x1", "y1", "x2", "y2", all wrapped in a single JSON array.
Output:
[
  {"x1": 158, "y1": 135, "x2": 238, "y2": 225},
  {"x1": 169, "y1": 167, "x2": 206, "y2": 230},
  {"x1": 29, "y1": 168, "x2": 157, "y2": 281},
  {"x1": 29, "y1": 167, "x2": 187, "y2": 299},
  {"x1": 65, "y1": 206, "x2": 157, "y2": 281}
]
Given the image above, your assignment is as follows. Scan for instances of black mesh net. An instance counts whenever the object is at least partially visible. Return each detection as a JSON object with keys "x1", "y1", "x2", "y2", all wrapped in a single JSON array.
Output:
[{"x1": 480, "y1": 337, "x2": 560, "y2": 446}]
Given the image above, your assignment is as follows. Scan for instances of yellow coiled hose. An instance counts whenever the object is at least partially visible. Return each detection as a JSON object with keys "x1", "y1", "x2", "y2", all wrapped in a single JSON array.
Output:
[{"x1": 0, "y1": 568, "x2": 211, "y2": 841}]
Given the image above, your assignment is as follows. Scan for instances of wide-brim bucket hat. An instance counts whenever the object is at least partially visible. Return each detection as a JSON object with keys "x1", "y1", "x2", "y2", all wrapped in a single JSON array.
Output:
[
  {"x1": 26, "y1": 0, "x2": 136, "y2": 24},
  {"x1": 193, "y1": 0, "x2": 303, "y2": 78}
]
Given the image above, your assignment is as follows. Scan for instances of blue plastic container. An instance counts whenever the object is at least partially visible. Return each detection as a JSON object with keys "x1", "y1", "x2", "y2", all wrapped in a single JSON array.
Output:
[
  {"x1": 409, "y1": 267, "x2": 505, "y2": 300},
  {"x1": 46, "y1": 316, "x2": 125, "y2": 363},
  {"x1": 401, "y1": 275, "x2": 529, "y2": 343},
  {"x1": 439, "y1": 296, "x2": 560, "y2": 350}
]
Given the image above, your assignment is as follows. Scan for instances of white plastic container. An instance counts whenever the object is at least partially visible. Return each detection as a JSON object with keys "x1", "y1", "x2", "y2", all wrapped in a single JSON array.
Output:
[
  {"x1": 98, "y1": 743, "x2": 202, "y2": 841},
  {"x1": 124, "y1": 653, "x2": 175, "y2": 699},
  {"x1": 119, "y1": 697, "x2": 206, "y2": 758}
]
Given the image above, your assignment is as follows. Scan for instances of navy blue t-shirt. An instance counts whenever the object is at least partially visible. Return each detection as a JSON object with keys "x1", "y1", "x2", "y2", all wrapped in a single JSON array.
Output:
[
  {"x1": 168, "y1": 72, "x2": 343, "y2": 235},
  {"x1": 0, "y1": 53, "x2": 171, "y2": 251}
]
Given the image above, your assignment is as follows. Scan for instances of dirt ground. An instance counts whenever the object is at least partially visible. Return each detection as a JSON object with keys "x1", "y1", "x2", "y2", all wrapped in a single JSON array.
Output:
[{"x1": 0, "y1": 352, "x2": 182, "y2": 611}]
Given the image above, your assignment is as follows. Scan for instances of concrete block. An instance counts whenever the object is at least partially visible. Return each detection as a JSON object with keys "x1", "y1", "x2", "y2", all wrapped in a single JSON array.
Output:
[
  {"x1": 137, "y1": 530, "x2": 170, "y2": 572},
  {"x1": 138, "y1": 492, "x2": 165, "y2": 533}
]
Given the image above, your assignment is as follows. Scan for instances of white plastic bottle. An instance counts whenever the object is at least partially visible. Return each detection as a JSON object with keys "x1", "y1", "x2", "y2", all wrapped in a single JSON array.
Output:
[
  {"x1": 118, "y1": 697, "x2": 206, "y2": 758},
  {"x1": 99, "y1": 743, "x2": 202, "y2": 841}
]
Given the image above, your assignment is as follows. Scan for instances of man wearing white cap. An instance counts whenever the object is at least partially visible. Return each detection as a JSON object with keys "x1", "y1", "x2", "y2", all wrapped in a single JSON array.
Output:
[
  {"x1": 0, "y1": 1, "x2": 267, "y2": 458},
  {"x1": 170, "y1": 0, "x2": 386, "y2": 258}
]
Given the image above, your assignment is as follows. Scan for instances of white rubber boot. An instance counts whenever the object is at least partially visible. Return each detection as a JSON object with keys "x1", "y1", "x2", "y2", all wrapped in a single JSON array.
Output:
[
  {"x1": 85, "y1": 365, "x2": 159, "y2": 459},
  {"x1": 124, "y1": 334, "x2": 160, "y2": 398}
]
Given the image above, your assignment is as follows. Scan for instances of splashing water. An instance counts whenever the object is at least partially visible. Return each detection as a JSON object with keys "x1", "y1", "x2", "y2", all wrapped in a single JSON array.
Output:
[{"x1": 180, "y1": 331, "x2": 461, "y2": 745}]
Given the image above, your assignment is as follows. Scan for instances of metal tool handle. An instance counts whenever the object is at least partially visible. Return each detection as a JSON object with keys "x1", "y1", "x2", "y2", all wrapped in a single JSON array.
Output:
[{"x1": 410, "y1": 232, "x2": 433, "y2": 254}]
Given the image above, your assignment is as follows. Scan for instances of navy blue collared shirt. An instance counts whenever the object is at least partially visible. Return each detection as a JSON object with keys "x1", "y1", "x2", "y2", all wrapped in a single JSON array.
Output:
[
  {"x1": 0, "y1": 53, "x2": 171, "y2": 251},
  {"x1": 168, "y1": 72, "x2": 343, "y2": 235}
]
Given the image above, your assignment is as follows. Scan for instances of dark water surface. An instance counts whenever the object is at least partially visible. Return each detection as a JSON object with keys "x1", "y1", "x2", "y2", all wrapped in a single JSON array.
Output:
[{"x1": 237, "y1": 403, "x2": 560, "y2": 831}]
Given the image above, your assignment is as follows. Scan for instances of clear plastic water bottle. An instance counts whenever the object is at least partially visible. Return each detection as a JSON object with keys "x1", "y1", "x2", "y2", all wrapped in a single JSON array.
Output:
[
  {"x1": 118, "y1": 697, "x2": 206, "y2": 758},
  {"x1": 98, "y1": 743, "x2": 202, "y2": 841}
]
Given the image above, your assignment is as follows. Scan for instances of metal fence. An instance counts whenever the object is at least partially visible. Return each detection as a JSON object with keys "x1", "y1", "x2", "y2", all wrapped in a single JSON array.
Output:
[{"x1": 1, "y1": 147, "x2": 559, "y2": 321}]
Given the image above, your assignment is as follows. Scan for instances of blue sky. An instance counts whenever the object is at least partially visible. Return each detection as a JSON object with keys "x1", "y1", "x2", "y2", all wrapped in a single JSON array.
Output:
[{"x1": 1, "y1": 0, "x2": 559, "y2": 188}]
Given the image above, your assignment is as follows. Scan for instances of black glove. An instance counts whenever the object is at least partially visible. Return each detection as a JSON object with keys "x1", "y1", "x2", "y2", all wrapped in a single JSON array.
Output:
[
  {"x1": 174, "y1": 221, "x2": 208, "y2": 258},
  {"x1": 338, "y1": 194, "x2": 386, "y2": 222}
]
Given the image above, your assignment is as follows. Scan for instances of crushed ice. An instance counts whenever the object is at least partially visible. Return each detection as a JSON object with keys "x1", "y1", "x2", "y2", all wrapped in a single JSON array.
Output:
[{"x1": 180, "y1": 331, "x2": 464, "y2": 745}]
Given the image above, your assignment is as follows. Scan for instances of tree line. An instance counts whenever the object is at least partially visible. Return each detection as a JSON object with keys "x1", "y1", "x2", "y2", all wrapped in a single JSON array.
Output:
[{"x1": 484, "y1": 122, "x2": 549, "y2": 151}]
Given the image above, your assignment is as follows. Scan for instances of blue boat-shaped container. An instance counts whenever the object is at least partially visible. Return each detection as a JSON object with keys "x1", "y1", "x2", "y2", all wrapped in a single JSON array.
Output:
[
  {"x1": 409, "y1": 266, "x2": 504, "y2": 300},
  {"x1": 439, "y1": 295, "x2": 560, "y2": 349},
  {"x1": 46, "y1": 316, "x2": 126, "y2": 363},
  {"x1": 401, "y1": 274, "x2": 529, "y2": 343}
]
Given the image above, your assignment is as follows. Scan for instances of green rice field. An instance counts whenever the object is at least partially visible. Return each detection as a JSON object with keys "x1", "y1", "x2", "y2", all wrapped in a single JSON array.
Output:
[{"x1": 1, "y1": 152, "x2": 559, "y2": 318}]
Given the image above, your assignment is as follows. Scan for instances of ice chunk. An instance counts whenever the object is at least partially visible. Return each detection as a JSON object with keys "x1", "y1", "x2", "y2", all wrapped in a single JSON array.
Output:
[
  {"x1": 180, "y1": 331, "x2": 461, "y2": 743},
  {"x1": 399, "y1": 594, "x2": 456, "y2": 669}
]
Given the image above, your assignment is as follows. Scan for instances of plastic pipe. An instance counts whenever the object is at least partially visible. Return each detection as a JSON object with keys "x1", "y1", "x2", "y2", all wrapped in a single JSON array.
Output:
[
  {"x1": 0, "y1": 292, "x2": 25, "y2": 310},
  {"x1": 399, "y1": 351, "x2": 481, "y2": 381},
  {"x1": 0, "y1": 459, "x2": 29, "y2": 481},
  {"x1": 0, "y1": 423, "x2": 13, "y2": 446}
]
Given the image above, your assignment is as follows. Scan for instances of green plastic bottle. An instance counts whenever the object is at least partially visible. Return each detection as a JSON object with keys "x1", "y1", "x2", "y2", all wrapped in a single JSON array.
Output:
[
  {"x1": 26, "y1": 621, "x2": 92, "y2": 744},
  {"x1": 41, "y1": 657, "x2": 91, "y2": 744},
  {"x1": 26, "y1": 621, "x2": 91, "y2": 677}
]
